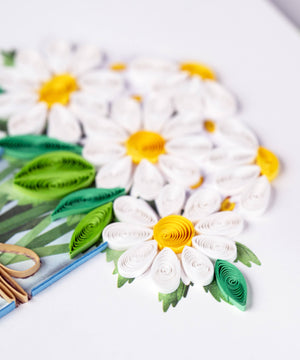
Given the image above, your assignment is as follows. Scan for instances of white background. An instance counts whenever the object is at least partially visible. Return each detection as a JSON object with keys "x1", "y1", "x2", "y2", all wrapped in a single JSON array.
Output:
[{"x1": 0, "y1": 0, "x2": 300, "y2": 359}]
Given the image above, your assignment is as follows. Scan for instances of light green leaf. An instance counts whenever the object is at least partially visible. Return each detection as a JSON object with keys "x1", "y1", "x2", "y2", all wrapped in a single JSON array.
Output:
[
  {"x1": 13, "y1": 151, "x2": 95, "y2": 201},
  {"x1": 0, "y1": 135, "x2": 82, "y2": 160},
  {"x1": 204, "y1": 278, "x2": 232, "y2": 305},
  {"x1": 234, "y1": 242, "x2": 261, "y2": 267},
  {"x1": 105, "y1": 248, "x2": 134, "y2": 288},
  {"x1": 158, "y1": 281, "x2": 191, "y2": 312},
  {"x1": 69, "y1": 202, "x2": 113, "y2": 259},
  {"x1": 1, "y1": 50, "x2": 16, "y2": 66}
]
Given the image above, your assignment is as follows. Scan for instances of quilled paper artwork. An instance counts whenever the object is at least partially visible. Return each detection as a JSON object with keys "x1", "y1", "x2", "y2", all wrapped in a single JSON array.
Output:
[{"x1": 0, "y1": 41, "x2": 280, "y2": 316}]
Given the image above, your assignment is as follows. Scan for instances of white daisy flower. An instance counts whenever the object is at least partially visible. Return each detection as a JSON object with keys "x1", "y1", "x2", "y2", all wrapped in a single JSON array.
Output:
[
  {"x1": 0, "y1": 40, "x2": 125, "y2": 143},
  {"x1": 103, "y1": 188, "x2": 243, "y2": 294},
  {"x1": 83, "y1": 93, "x2": 212, "y2": 200}
]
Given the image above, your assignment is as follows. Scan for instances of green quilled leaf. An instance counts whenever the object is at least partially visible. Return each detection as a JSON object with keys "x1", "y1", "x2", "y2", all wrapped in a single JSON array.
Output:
[
  {"x1": 13, "y1": 151, "x2": 95, "y2": 201},
  {"x1": 234, "y1": 242, "x2": 261, "y2": 267},
  {"x1": 69, "y1": 202, "x2": 113, "y2": 259},
  {"x1": 105, "y1": 248, "x2": 134, "y2": 288},
  {"x1": 158, "y1": 281, "x2": 191, "y2": 312},
  {"x1": 0, "y1": 135, "x2": 82, "y2": 160},
  {"x1": 215, "y1": 260, "x2": 247, "y2": 311},
  {"x1": 51, "y1": 187, "x2": 125, "y2": 221}
]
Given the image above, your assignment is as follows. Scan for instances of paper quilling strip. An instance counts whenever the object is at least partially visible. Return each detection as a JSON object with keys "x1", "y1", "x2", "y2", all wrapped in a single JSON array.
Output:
[
  {"x1": 215, "y1": 260, "x2": 247, "y2": 311},
  {"x1": 51, "y1": 187, "x2": 125, "y2": 221},
  {"x1": 69, "y1": 202, "x2": 112, "y2": 259},
  {"x1": 13, "y1": 151, "x2": 95, "y2": 200},
  {"x1": 0, "y1": 134, "x2": 82, "y2": 160}
]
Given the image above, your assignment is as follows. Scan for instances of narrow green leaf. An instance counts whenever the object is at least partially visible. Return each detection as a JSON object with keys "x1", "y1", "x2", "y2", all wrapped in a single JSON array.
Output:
[
  {"x1": 0, "y1": 135, "x2": 82, "y2": 160},
  {"x1": 13, "y1": 151, "x2": 95, "y2": 200},
  {"x1": 158, "y1": 281, "x2": 190, "y2": 312},
  {"x1": 0, "y1": 119, "x2": 7, "y2": 132},
  {"x1": 215, "y1": 260, "x2": 247, "y2": 311},
  {"x1": 204, "y1": 279, "x2": 232, "y2": 305},
  {"x1": 105, "y1": 248, "x2": 134, "y2": 288},
  {"x1": 234, "y1": 242, "x2": 261, "y2": 267},
  {"x1": 1, "y1": 50, "x2": 16, "y2": 66},
  {"x1": 51, "y1": 187, "x2": 125, "y2": 221},
  {"x1": 69, "y1": 202, "x2": 113, "y2": 259}
]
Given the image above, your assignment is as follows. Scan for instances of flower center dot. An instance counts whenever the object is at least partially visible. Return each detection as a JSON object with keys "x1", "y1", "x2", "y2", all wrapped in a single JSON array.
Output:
[
  {"x1": 39, "y1": 73, "x2": 78, "y2": 108},
  {"x1": 125, "y1": 130, "x2": 166, "y2": 164},
  {"x1": 180, "y1": 62, "x2": 216, "y2": 80},
  {"x1": 153, "y1": 215, "x2": 195, "y2": 254}
]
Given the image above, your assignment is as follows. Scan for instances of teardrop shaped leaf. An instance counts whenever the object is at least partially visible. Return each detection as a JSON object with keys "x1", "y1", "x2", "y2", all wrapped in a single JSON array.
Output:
[
  {"x1": 69, "y1": 202, "x2": 113, "y2": 259},
  {"x1": 215, "y1": 260, "x2": 247, "y2": 311},
  {"x1": 13, "y1": 151, "x2": 95, "y2": 200},
  {"x1": 51, "y1": 187, "x2": 125, "y2": 221},
  {"x1": 0, "y1": 135, "x2": 82, "y2": 160}
]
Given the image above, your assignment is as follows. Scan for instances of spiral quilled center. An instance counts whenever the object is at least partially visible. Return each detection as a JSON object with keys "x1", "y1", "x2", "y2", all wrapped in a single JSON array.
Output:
[{"x1": 153, "y1": 215, "x2": 195, "y2": 254}]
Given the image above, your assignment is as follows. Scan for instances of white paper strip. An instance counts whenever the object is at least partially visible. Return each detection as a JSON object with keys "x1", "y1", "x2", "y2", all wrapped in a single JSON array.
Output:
[
  {"x1": 118, "y1": 240, "x2": 158, "y2": 278},
  {"x1": 103, "y1": 223, "x2": 153, "y2": 251},
  {"x1": 195, "y1": 211, "x2": 244, "y2": 237},
  {"x1": 155, "y1": 183, "x2": 186, "y2": 218},
  {"x1": 113, "y1": 195, "x2": 158, "y2": 227},
  {"x1": 215, "y1": 165, "x2": 261, "y2": 195},
  {"x1": 151, "y1": 247, "x2": 181, "y2": 294},
  {"x1": 181, "y1": 246, "x2": 214, "y2": 286},
  {"x1": 183, "y1": 188, "x2": 222, "y2": 223},
  {"x1": 111, "y1": 97, "x2": 141, "y2": 134},
  {"x1": 192, "y1": 235, "x2": 237, "y2": 261},
  {"x1": 207, "y1": 147, "x2": 257, "y2": 169},
  {"x1": 131, "y1": 159, "x2": 165, "y2": 201},
  {"x1": 239, "y1": 175, "x2": 271, "y2": 217}
]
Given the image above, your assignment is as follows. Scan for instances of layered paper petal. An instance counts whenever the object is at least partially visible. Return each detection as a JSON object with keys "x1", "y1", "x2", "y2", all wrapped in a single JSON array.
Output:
[
  {"x1": 183, "y1": 188, "x2": 222, "y2": 223},
  {"x1": 151, "y1": 247, "x2": 181, "y2": 294},
  {"x1": 111, "y1": 97, "x2": 141, "y2": 133},
  {"x1": 181, "y1": 246, "x2": 214, "y2": 286},
  {"x1": 69, "y1": 44, "x2": 104, "y2": 76},
  {"x1": 113, "y1": 195, "x2": 158, "y2": 226},
  {"x1": 118, "y1": 240, "x2": 158, "y2": 278},
  {"x1": 155, "y1": 183, "x2": 186, "y2": 218},
  {"x1": 131, "y1": 159, "x2": 165, "y2": 201},
  {"x1": 43, "y1": 39, "x2": 72, "y2": 73},
  {"x1": 192, "y1": 235, "x2": 237, "y2": 261},
  {"x1": 103, "y1": 222, "x2": 153, "y2": 251},
  {"x1": 207, "y1": 147, "x2": 257, "y2": 169},
  {"x1": 195, "y1": 211, "x2": 244, "y2": 237}
]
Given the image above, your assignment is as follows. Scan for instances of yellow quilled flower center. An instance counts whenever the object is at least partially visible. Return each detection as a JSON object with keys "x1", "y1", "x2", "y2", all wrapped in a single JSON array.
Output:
[
  {"x1": 38, "y1": 73, "x2": 78, "y2": 108},
  {"x1": 203, "y1": 120, "x2": 216, "y2": 133},
  {"x1": 153, "y1": 215, "x2": 195, "y2": 254},
  {"x1": 125, "y1": 130, "x2": 166, "y2": 164},
  {"x1": 255, "y1": 146, "x2": 280, "y2": 181},
  {"x1": 110, "y1": 62, "x2": 127, "y2": 71},
  {"x1": 180, "y1": 62, "x2": 216, "y2": 80}
]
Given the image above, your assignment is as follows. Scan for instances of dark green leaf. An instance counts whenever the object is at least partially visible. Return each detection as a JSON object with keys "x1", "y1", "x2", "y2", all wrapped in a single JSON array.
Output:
[
  {"x1": 51, "y1": 187, "x2": 125, "y2": 221},
  {"x1": 1, "y1": 50, "x2": 16, "y2": 66}
]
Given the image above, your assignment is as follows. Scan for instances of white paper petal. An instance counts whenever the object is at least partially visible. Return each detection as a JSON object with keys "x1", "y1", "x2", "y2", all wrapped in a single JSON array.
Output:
[
  {"x1": 166, "y1": 135, "x2": 212, "y2": 161},
  {"x1": 16, "y1": 49, "x2": 50, "y2": 83},
  {"x1": 217, "y1": 120, "x2": 259, "y2": 150},
  {"x1": 203, "y1": 80, "x2": 237, "y2": 119},
  {"x1": 143, "y1": 93, "x2": 174, "y2": 132},
  {"x1": 183, "y1": 188, "x2": 222, "y2": 223},
  {"x1": 192, "y1": 235, "x2": 237, "y2": 262},
  {"x1": 155, "y1": 183, "x2": 186, "y2": 218},
  {"x1": 173, "y1": 93, "x2": 204, "y2": 118},
  {"x1": 150, "y1": 247, "x2": 181, "y2": 294},
  {"x1": 0, "y1": 92, "x2": 38, "y2": 119},
  {"x1": 8, "y1": 102, "x2": 47, "y2": 135},
  {"x1": 239, "y1": 175, "x2": 271, "y2": 217},
  {"x1": 111, "y1": 97, "x2": 141, "y2": 133},
  {"x1": 131, "y1": 159, "x2": 164, "y2": 201},
  {"x1": 181, "y1": 246, "x2": 214, "y2": 286},
  {"x1": 78, "y1": 70, "x2": 124, "y2": 101},
  {"x1": 161, "y1": 114, "x2": 203, "y2": 140},
  {"x1": 158, "y1": 154, "x2": 201, "y2": 188},
  {"x1": 118, "y1": 240, "x2": 158, "y2": 278},
  {"x1": 83, "y1": 138, "x2": 125, "y2": 166},
  {"x1": 80, "y1": 115, "x2": 128, "y2": 141},
  {"x1": 95, "y1": 156, "x2": 133, "y2": 191},
  {"x1": 180, "y1": 261, "x2": 191, "y2": 286},
  {"x1": 69, "y1": 92, "x2": 108, "y2": 120},
  {"x1": 215, "y1": 165, "x2": 260, "y2": 195},
  {"x1": 113, "y1": 195, "x2": 158, "y2": 227},
  {"x1": 207, "y1": 146, "x2": 257, "y2": 169},
  {"x1": 195, "y1": 211, "x2": 244, "y2": 237},
  {"x1": 103, "y1": 223, "x2": 153, "y2": 251},
  {"x1": 69, "y1": 44, "x2": 104, "y2": 76},
  {"x1": 47, "y1": 104, "x2": 81, "y2": 143},
  {"x1": 43, "y1": 39, "x2": 72, "y2": 73}
]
